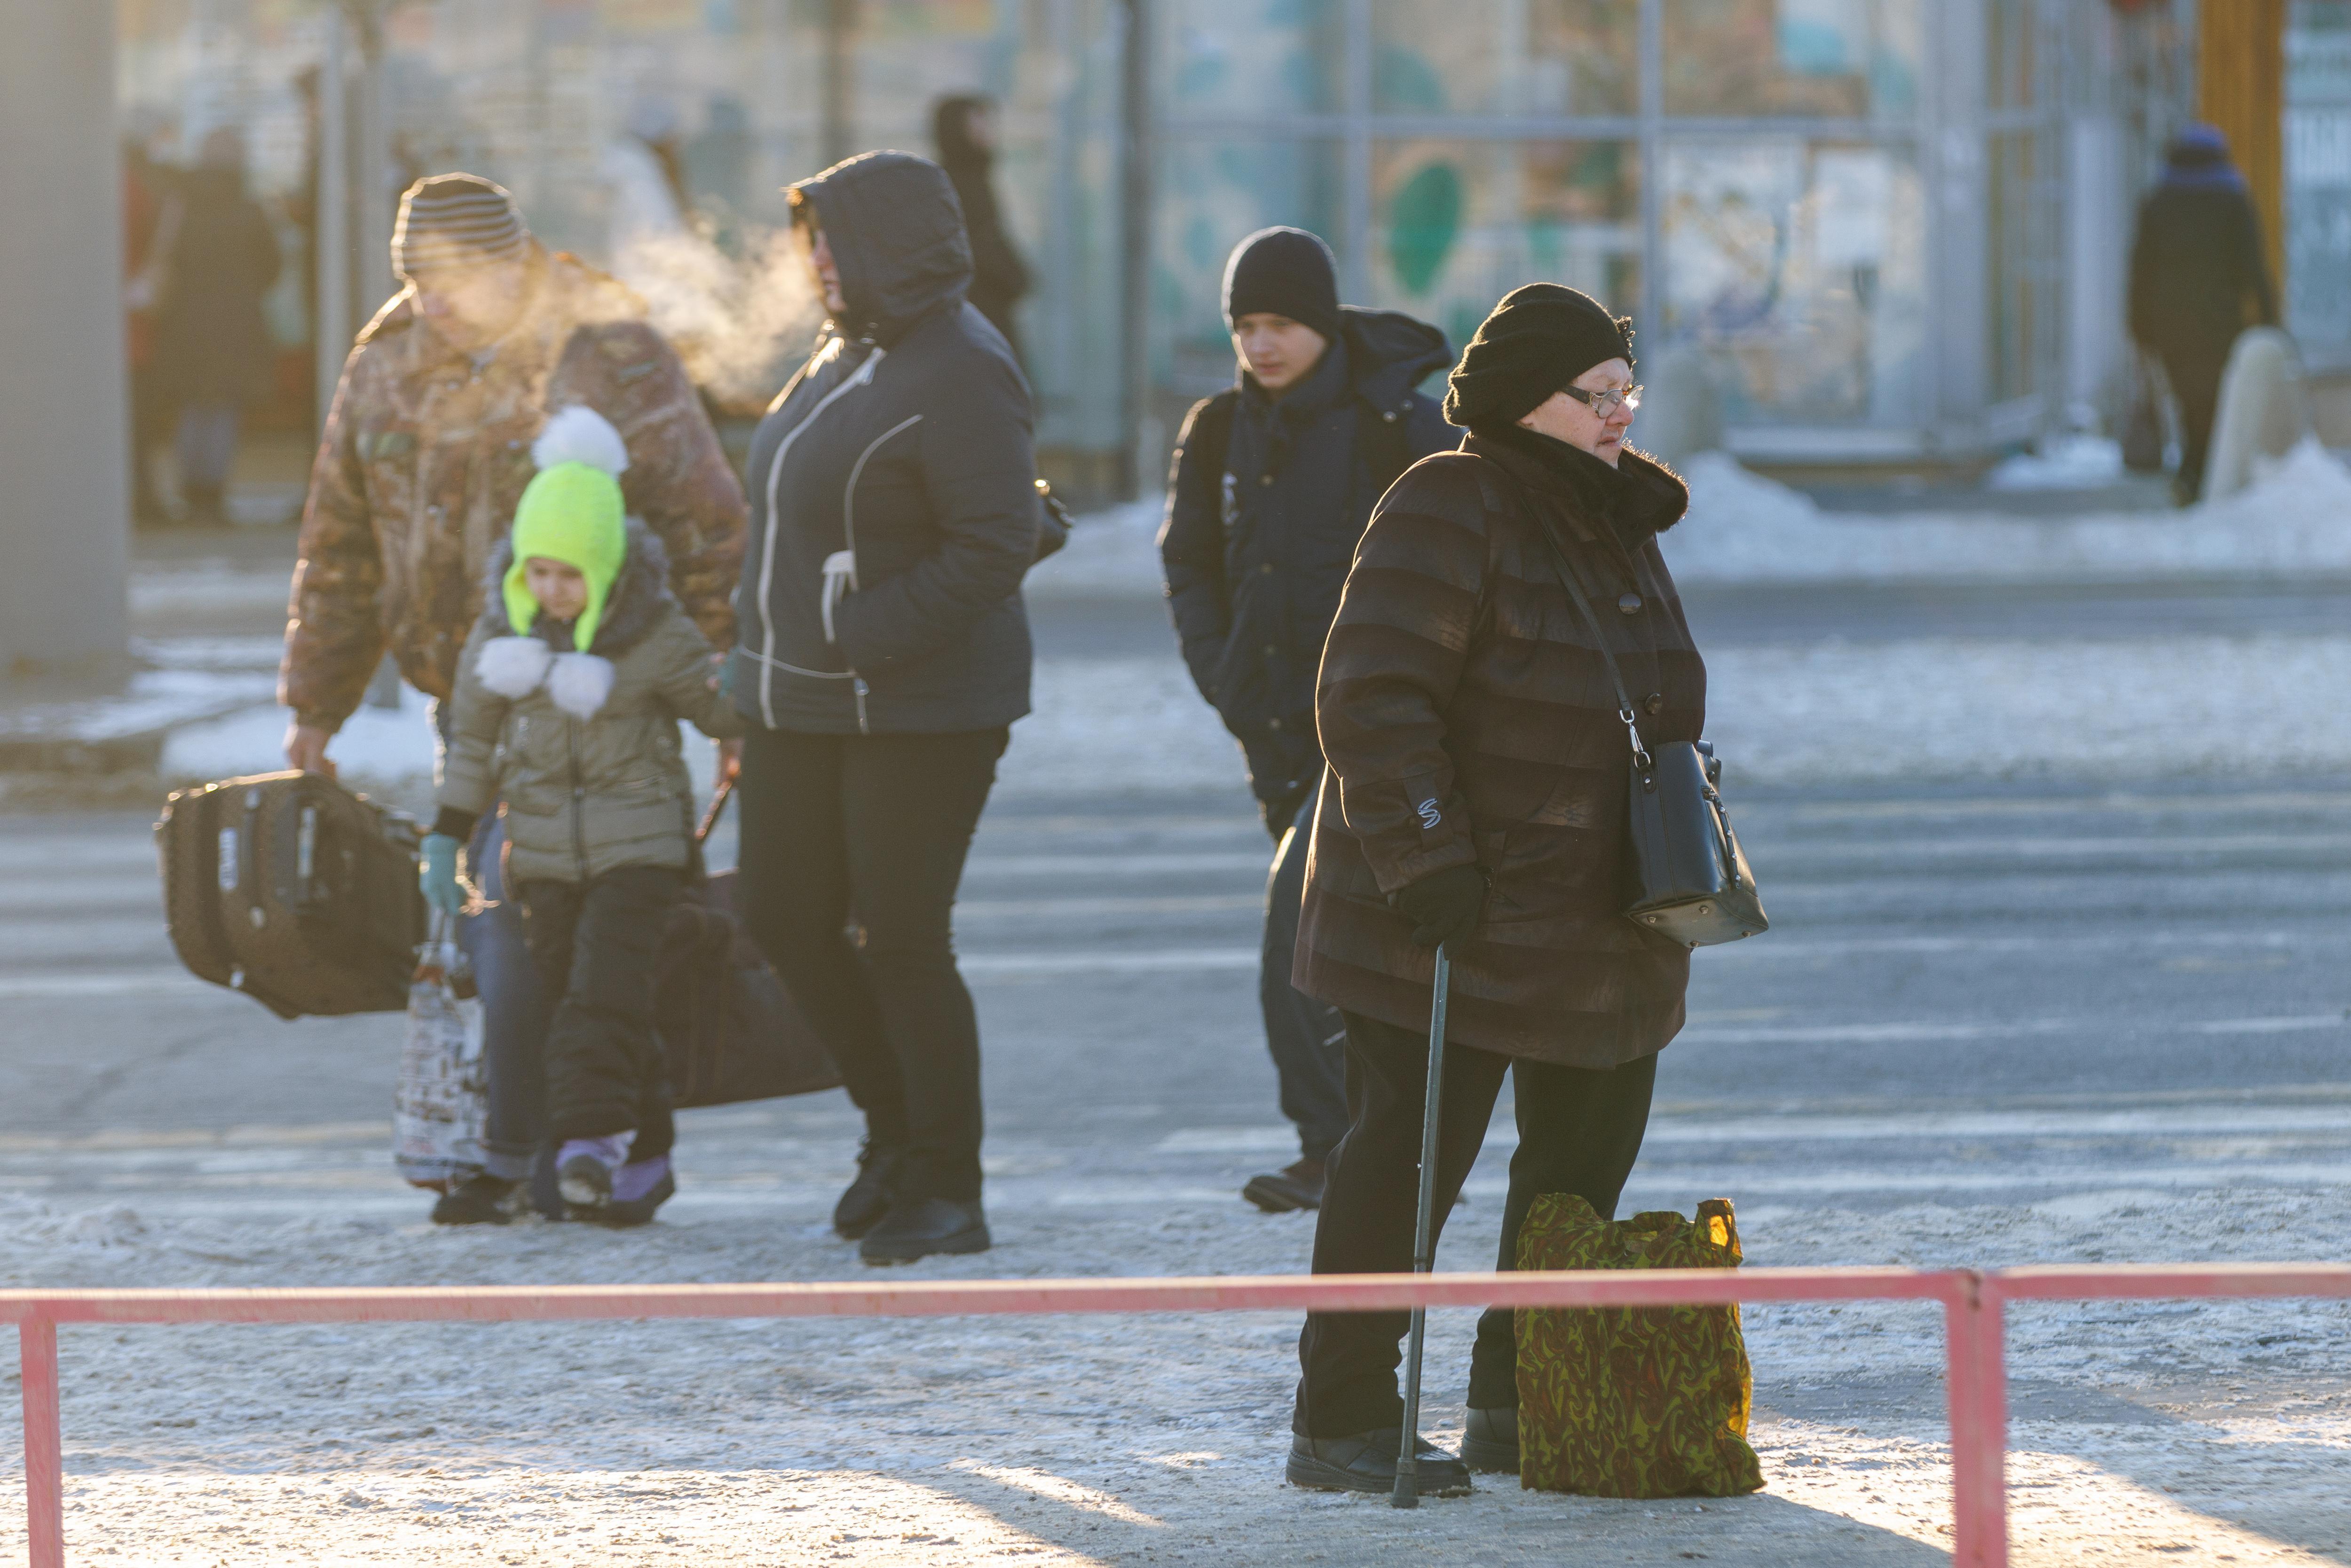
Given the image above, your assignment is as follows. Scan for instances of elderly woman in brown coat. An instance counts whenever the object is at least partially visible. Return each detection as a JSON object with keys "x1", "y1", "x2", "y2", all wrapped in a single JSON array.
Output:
[{"x1": 1284, "y1": 284, "x2": 1702, "y2": 1496}]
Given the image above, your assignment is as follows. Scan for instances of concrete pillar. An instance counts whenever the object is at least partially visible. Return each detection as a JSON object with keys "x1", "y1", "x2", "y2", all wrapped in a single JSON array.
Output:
[{"x1": 0, "y1": 0, "x2": 131, "y2": 676}]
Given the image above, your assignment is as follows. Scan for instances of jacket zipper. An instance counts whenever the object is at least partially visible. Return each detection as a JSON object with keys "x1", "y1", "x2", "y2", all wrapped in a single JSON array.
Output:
[
  {"x1": 852, "y1": 676, "x2": 871, "y2": 735},
  {"x1": 567, "y1": 717, "x2": 589, "y2": 881},
  {"x1": 754, "y1": 346, "x2": 886, "y2": 729}
]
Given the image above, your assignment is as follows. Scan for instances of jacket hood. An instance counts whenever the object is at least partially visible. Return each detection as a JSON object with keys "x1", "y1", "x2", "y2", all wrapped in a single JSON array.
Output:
[
  {"x1": 1339, "y1": 307, "x2": 1453, "y2": 410},
  {"x1": 789, "y1": 151, "x2": 973, "y2": 343},
  {"x1": 483, "y1": 518, "x2": 675, "y2": 654}
]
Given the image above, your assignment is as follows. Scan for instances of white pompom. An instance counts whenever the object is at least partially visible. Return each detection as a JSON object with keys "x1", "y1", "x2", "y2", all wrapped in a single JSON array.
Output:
[
  {"x1": 546, "y1": 652, "x2": 617, "y2": 718},
  {"x1": 475, "y1": 635, "x2": 552, "y2": 698},
  {"x1": 531, "y1": 405, "x2": 631, "y2": 476}
]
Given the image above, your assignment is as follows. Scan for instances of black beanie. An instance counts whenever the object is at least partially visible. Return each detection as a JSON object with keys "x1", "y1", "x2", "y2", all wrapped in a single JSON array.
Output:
[
  {"x1": 1222, "y1": 227, "x2": 1342, "y2": 344},
  {"x1": 1442, "y1": 284, "x2": 1633, "y2": 430}
]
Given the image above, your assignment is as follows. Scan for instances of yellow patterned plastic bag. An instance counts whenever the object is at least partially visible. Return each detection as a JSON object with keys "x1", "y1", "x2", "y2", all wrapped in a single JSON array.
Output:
[{"x1": 1514, "y1": 1194, "x2": 1765, "y2": 1497}]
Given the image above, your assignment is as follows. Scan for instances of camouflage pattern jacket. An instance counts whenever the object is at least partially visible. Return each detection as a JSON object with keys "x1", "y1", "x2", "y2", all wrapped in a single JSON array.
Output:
[{"x1": 280, "y1": 253, "x2": 747, "y2": 732}]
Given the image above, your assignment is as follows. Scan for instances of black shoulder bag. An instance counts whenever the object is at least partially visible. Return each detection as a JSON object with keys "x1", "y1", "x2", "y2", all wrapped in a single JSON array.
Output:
[{"x1": 1499, "y1": 463, "x2": 1770, "y2": 949}]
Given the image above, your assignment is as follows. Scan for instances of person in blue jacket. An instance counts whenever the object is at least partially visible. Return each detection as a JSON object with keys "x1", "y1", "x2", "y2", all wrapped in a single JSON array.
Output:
[{"x1": 1158, "y1": 227, "x2": 1454, "y2": 1214}]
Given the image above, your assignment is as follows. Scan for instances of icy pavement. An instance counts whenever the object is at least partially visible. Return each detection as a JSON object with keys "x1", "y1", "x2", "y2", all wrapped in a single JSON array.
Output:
[{"x1": 3, "y1": 781, "x2": 2349, "y2": 1563}]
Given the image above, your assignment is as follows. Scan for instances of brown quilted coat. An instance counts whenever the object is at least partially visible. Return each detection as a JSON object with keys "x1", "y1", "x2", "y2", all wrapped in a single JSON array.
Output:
[
  {"x1": 280, "y1": 252, "x2": 747, "y2": 732},
  {"x1": 1292, "y1": 429, "x2": 1706, "y2": 1066}
]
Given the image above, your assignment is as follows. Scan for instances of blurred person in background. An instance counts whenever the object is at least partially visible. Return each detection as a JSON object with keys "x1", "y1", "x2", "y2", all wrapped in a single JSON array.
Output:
[
  {"x1": 121, "y1": 132, "x2": 177, "y2": 526},
  {"x1": 931, "y1": 95, "x2": 1030, "y2": 365},
  {"x1": 280, "y1": 172, "x2": 747, "y2": 1226},
  {"x1": 1158, "y1": 226, "x2": 1453, "y2": 1214},
  {"x1": 153, "y1": 126, "x2": 279, "y2": 527},
  {"x1": 729, "y1": 151, "x2": 1038, "y2": 1266},
  {"x1": 2128, "y1": 123, "x2": 2278, "y2": 506}
]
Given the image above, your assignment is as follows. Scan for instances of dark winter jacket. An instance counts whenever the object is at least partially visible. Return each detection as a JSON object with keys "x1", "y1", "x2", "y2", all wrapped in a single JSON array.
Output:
[
  {"x1": 155, "y1": 165, "x2": 282, "y2": 405},
  {"x1": 1294, "y1": 428, "x2": 1705, "y2": 1067},
  {"x1": 2128, "y1": 166, "x2": 2277, "y2": 363},
  {"x1": 730, "y1": 151, "x2": 1038, "y2": 736},
  {"x1": 440, "y1": 522, "x2": 743, "y2": 886},
  {"x1": 1159, "y1": 308, "x2": 1454, "y2": 826},
  {"x1": 935, "y1": 103, "x2": 1032, "y2": 361}
]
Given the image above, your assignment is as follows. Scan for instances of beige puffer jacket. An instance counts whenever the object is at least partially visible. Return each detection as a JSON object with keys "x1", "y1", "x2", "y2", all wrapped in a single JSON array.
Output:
[{"x1": 440, "y1": 524, "x2": 744, "y2": 885}]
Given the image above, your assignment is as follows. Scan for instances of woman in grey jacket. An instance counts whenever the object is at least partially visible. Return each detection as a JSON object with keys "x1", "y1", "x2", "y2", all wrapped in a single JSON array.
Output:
[{"x1": 730, "y1": 150, "x2": 1039, "y2": 1265}]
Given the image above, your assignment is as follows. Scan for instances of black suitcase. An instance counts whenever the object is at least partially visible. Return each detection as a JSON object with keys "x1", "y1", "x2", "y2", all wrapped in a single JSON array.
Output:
[
  {"x1": 656, "y1": 783, "x2": 842, "y2": 1108},
  {"x1": 158, "y1": 771, "x2": 426, "y2": 1018}
]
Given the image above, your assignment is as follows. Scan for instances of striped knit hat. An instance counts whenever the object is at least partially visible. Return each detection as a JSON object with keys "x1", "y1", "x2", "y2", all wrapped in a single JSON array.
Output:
[{"x1": 391, "y1": 173, "x2": 530, "y2": 280}]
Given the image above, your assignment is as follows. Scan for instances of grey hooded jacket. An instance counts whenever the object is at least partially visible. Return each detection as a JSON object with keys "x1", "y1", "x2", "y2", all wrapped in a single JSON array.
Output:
[
  {"x1": 729, "y1": 151, "x2": 1039, "y2": 735},
  {"x1": 440, "y1": 523, "x2": 743, "y2": 886}
]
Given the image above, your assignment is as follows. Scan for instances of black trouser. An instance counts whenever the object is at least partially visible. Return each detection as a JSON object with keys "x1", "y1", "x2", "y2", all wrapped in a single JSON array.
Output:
[
  {"x1": 734, "y1": 726, "x2": 1007, "y2": 1204},
  {"x1": 1292, "y1": 1010, "x2": 1657, "y2": 1437},
  {"x1": 1262, "y1": 790, "x2": 1349, "y2": 1162},
  {"x1": 2160, "y1": 342, "x2": 2231, "y2": 500},
  {"x1": 515, "y1": 864, "x2": 682, "y2": 1160}
]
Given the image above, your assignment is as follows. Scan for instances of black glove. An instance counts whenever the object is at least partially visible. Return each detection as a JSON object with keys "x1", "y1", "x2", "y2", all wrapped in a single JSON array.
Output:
[{"x1": 1394, "y1": 862, "x2": 1487, "y2": 950}]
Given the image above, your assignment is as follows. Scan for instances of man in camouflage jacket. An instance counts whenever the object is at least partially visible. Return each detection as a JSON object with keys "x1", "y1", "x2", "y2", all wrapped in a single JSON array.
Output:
[
  {"x1": 280, "y1": 176, "x2": 744, "y2": 754},
  {"x1": 279, "y1": 174, "x2": 747, "y2": 1226}
]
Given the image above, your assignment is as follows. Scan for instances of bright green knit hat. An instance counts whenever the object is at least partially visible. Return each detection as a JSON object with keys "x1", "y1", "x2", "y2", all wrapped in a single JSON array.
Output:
[{"x1": 503, "y1": 407, "x2": 631, "y2": 651}]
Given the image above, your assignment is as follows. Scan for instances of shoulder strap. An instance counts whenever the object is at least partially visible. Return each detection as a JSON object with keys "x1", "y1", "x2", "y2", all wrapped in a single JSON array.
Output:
[{"x1": 1470, "y1": 454, "x2": 1650, "y2": 765}]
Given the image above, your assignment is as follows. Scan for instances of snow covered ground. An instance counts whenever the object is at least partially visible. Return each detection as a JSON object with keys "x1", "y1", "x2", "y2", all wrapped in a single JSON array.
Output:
[
  {"x1": 1026, "y1": 440, "x2": 2351, "y2": 596},
  {"x1": 0, "y1": 1166, "x2": 2343, "y2": 1566}
]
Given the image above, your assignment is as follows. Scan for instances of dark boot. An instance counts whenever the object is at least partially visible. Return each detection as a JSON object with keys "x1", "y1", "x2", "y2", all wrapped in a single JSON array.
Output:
[
  {"x1": 585, "y1": 1155, "x2": 675, "y2": 1229},
  {"x1": 1285, "y1": 1430, "x2": 1473, "y2": 1496},
  {"x1": 1242, "y1": 1157, "x2": 1325, "y2": 1213},
  {"x1": 1460, "y1": 1406, "x2": 1519, "y2": 1473},
  {"x1": 859, "y1": 1197, "x2": 989, "y2": 1265},
  {"x1": 833, "y1": 1139, "x2": 905, "y2": 1239},
  {"x1": 429, "y1": 1173, "x2": 518, "y2": 1226}
]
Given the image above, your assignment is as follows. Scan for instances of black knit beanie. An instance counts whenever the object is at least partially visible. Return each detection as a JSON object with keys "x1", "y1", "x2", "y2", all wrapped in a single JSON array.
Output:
[
  {"x1": 392, "y1": 173, "x2": 531, "y2": 280},
  {"x1": 1222, "y1": 227, "x2": 1342, "y2": 344},
  {"x1": 1442, "y1": 284, "x2": 1633, "y2": 430}
]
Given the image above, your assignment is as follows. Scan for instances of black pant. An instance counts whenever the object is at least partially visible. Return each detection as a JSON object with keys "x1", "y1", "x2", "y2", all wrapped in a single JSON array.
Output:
[
  {"x1": 734, "y1": 726, "x2": 1007, "y2": 1203},
  {"x1": 2161, "y1": 344, "x2": 2230, "y2": 500},
  {"x1": 516, "y1": 864, "x2": 683, "y2": 1159},
  {"x1": 1262, "y1": 790, "x2": 1349, "y2": 1162},
  {"x1": 1293, "y1": 1010, "x2": 1657, "y2": 1437}
]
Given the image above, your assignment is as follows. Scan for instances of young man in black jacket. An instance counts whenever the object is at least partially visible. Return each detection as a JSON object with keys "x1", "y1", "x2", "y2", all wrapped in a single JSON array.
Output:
[{"x1": 1158, "y1": 226, "x2": 1454, "y2": 1213}]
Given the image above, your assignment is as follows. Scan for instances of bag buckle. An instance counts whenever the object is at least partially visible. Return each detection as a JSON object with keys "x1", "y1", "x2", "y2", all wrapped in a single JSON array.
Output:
[{"x1": 1617, "y1": 706, "x2": 1653, "y2": 770}]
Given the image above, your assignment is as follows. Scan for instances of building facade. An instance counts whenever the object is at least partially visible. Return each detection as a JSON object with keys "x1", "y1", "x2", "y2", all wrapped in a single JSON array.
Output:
[{"x1": 120, "y1": 0, "x2": 2234, "y2": 476}]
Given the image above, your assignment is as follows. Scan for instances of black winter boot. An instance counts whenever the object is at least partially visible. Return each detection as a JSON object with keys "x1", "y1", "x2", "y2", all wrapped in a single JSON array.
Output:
[
  {"x1": 430, "y1": 1174, "x2": 518, "y2": 1226},
  {"x1": 859, "y1": 1197, "x2": 990, "y2": 1265},
  {"x1": 833, "y1": 1140, "x2": 905, "y2": 1239},
  {"x1": 1460, "y1": 1406, "x2": 1519, "y2": 1473},
  {"x1": 1242, "y1": 1157, "x2": 1325, "y2": 1213},
  {"x1": 1285, "y1": 1430, "x2": 1473, "y2": 1496}
]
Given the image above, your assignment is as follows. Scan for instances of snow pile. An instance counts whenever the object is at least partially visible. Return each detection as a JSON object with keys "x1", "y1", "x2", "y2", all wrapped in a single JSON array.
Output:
[
  {"x1": 1672, "y1": 441, "x2": 2351, "y2": 585},
  {"x1": 1985, "y1": 434, "x2": 2125, "y2": 491}
]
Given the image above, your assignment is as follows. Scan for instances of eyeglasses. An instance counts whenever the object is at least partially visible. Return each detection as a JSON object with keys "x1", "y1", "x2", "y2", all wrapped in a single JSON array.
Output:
[{"x1": 1560, "y1": 383, "x2": 1642, "y2": 419}]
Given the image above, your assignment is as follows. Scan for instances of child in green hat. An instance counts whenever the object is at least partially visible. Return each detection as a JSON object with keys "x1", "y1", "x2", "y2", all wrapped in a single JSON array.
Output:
[{"x1": 424, "y1": 405, "x2": 743, "y2": 1223}]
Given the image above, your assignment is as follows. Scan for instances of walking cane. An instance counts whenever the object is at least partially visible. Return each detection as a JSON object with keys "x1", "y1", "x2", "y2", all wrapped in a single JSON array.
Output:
[{"x1": 1391, "y1": 942, "x2": 1452, "y2": 1509}]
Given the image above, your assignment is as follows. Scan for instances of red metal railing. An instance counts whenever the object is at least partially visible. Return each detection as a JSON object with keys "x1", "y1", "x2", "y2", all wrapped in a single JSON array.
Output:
[{"x1": 8, "y1": 1263, "x2": 2349, "y2": 1567}]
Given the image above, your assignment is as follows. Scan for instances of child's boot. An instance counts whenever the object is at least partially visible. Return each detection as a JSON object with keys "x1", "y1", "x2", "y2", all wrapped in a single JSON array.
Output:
[
  {"x1": 594, "y1": 1154, "x2": 676, "y2": 1228},
  {"x1": 556, "y1": 1133, "x2": 635, "y2": 1214}
]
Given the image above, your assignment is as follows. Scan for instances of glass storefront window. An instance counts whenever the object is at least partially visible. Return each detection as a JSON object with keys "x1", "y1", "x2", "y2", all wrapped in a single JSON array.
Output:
[
  {"x1": 1371, "y1": 0, "x2": 1639, "y2": 118},
  {"x1": 2288, "y1": 0, "x2": 2351, "y2": 369},
  {"x1": 1370, "y1": 140, "x2": 1641, "y2": 355},
  {"x1": 1662, "y1": 139, "x2": 1923, "y2": 424},
  {"x1": 1155, "y1": 138, "x2": 1345, "y2": 393},
  {"x1": 1163, "y1": 0, "x2": 1341, "y2": 115},
  {"x1": 1662, "y1": 0, "x2": 1922, "y2": 121}
]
